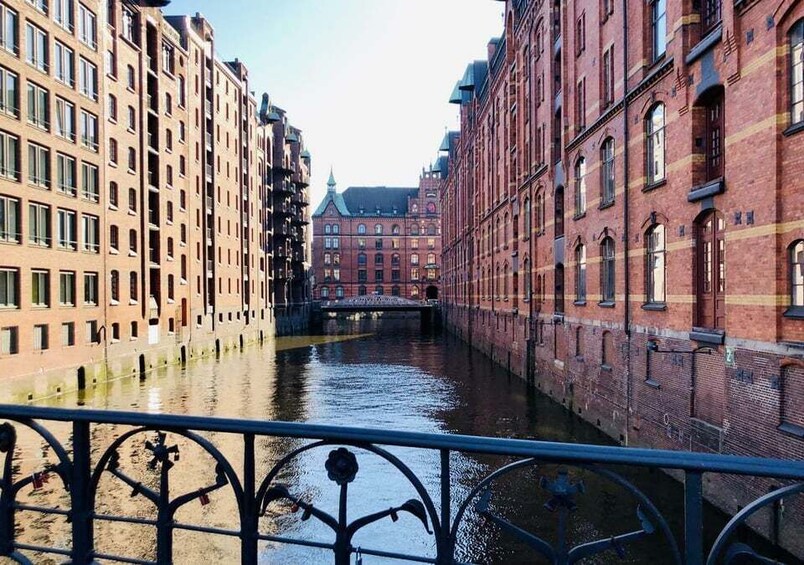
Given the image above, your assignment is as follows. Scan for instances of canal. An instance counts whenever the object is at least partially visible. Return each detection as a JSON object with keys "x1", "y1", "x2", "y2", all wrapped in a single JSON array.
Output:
[{"x1": 6, "y1": 318, "x2": 792, "y2": 564}]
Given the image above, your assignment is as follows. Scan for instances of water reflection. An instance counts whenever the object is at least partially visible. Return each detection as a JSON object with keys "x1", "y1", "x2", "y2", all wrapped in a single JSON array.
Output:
[{"x1": 2, "y1": 318, "x2": 794, "y2": 564}]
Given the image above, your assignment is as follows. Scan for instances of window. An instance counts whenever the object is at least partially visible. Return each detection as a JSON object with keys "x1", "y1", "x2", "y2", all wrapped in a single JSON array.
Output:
[
  {"x1": 375, "y1": 253, "x2": 384, "y2": 265},
  {"x1": 0, "y1": 67, "x2": 17, "y2": 117},
  {"x1": 55, "y1": 98, "x2": 75, "y2": 141},
  {"x1": 646, "y1": 224, "x2": 666, "y2": 304},
  {"x1": 601, "y1": 138, "x2": 615, "y2": 205},
  {"x1": 59, "y1": 271, "x2": 75, "y2": 305},
  {"x1": 82, "y1": 214, "x2": 99, "y2": 253},
  {"x1": 357, "y1": 223, "x2": 366, "y2": 234},
  {"x1": 109, "y1": 181, "x2": 118, "y2": 207},
  {"x1": 320, "y1": 286, "x2": 329, "y2": 299},
  {"x1": 374, "y1": 224, "x2": 383, "y2": 235},
  {"x1": 602, "y1": 331, "x2": 614, "y2": 368},
  {"x1": 375, "y1": 286, "x2": 384, "y2": 295},
  {"x1": 81, "y1": 162, "x2": 98, "y2": 201},
  {"x1": 374, "y1": 238, "x2": 382, "y2": 250},
  {"x1": 575, "y1": 79, "x2": 586, "y2": 132},
  {"x1": 411, "y1": 224, "x2": 420, "y2": 236},
  {"x1": 575, "y1": 12, "x2": 585, "y2": 56},
  {"x1": 56, "y1": 153, "x2": 76, "y2": 194},
  {"x1": 411, "y1": 267, "x2": 419, "y2": 280},
  {"x1": 695, "y1": 210, "x2": 725, "y2": 329},
  {"x1": 28, "y1": 202, "x2": 49, "y2": 246},
  {"x1": 646, "y1": 104, "x2": 665, "y2": 185},
  {"x1": 80, "y1": 110, "x2": 98, "y2": 151},
  {"x1": 601, "y1": 238, "x2": 615, "y2": 303},
  {"x1": 0, "y1": 325, "x2": 17, "y2": 354},
  {"x1": 702, "y1": 90, "x2": 724, "y2": 181},
  {"x1": 31, "y1": 269, "x2": 48, "y2": 306},
  {"x1": 411, "y1": 253, "x2": 419, "y2": 266},
  {"x1": 164, "y1": 92, "x2": 172, "y2": 115},
  {"x1": 28, "y1": 0, "x2": 47, "y2": 14},
  {"x1": 127, "y1": 105, "x2": 135, "y2": 130},
  {"x1": 122, "y1": 6, "x2": 135, "y2": 42},
  {"x1": 524, "y1": 198, "x2": 531, "y2": 238},
  {"x1": 555, "y1": 264, "x2": 565, "y2": 313},
  {"x1": 33, "y1": 324, "x2": 48, "y2": 350},
  {"x1": 127, "y1": 147, "x2": 136, "y2": 171},
  {"x1": 130, "y1": 321, "x2": 137, "y2": 339},
  {"x1": 129, "y1": 271, "x2": 138, "y2": 301},
  {"x1": 162, "y1": 42, "x2": 174, "y2": 74},
  {"x1": 54, "y1": 41, "x2": 74, "y2": 86},
  {"x1": 0, "y1": 4, "x2": 17, "y2": 54},
  {"x1": 0, "y1": 267, "x2": 17, "y2": 308},
  {"x1": 84, "y1": 272, "x2": 98, "y2": 305},
  {"x1": 26, "y1": 83, "x2": 48, "y2": 130},
  {"x1": 108, "y1": 138, "x2": 117, "y2": 164},
  {"x1": 57, "y1": 208, "x2": 76, "y2": 249},
  {"x1": 0, "y1": 194, "x2": 18, "y2": 242},
  {"x1": 25, "y1": 23, "x2": 48, "y2": 72},
  {"x1": 375, "y1": 269, "x2": 384, "y2": 282},
  {"x1": 554, "y1": 187, "x2": 564, "y2": 238},
  {"x1": 77, "y1": 4, "x2": 96, "y2": 48},
  {"x1": 128, "y1": 229, "x2": 136, "y2": 254},
  {"x1": 26, "y1": 143, "x2": 49, "y2": 189},
  {"x1": 574, "y1": 158, "x2": 586, "y2": 216},
  {"x1": 54, "y1": 0, "x2": 73, "y2": 31},
  {"x1": 128, "y1": 188, "x2": 136, "y2": 212},
  {"x1": 85, "y1": 320, "x2": 98, "y2": 344},
  {"x1": 61, "y1": 322, "x2": 74, "y2": 346},
  {"x1": 524, "y1": 258, "x2": 531, "y2": 298},
  {"x1": 575, "y1": 245, "x2": 586, "y2": 302},
  {"x1": 126, "y1": 65, "x2": 135, "y2": 90},
  {"x1": 792, "y1": 21, "x2": 804, "y2": 127},
  {"x1": 110, "y1": 270, "x2": 119, "y2": 301},
  {"x1": 700, "y1": 0, "x2": 721, "y2": 36},
  {"x1": 357, "y1": 269, "x2": 367, "y2": 283},
  {"x1": 789, "y1": 240, "x2": 804, "y2": 312},
  {"x1": 324, "y1": 237, "x2": 331, "y2": 249},
  {"x1": 602, "y1": 48, "x2": 614, "y2": 108},
  {"x1": 107, "y1": 94, "x2": 117, "y2": 122}
]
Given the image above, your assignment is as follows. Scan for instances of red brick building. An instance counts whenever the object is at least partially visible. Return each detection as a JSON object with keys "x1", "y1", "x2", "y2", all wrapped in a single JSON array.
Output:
[
  {"x1": 312, "y1": 171, "x2": 442, "y2": 301},
  {"x1": 439, "y1": 0, "x2": 804, "y2": 553}
]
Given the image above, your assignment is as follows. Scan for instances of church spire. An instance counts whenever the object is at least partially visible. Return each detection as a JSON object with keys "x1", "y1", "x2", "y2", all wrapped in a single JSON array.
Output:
[{"x1": 327, "y1": 167, "x2": 336, "y2": 193}]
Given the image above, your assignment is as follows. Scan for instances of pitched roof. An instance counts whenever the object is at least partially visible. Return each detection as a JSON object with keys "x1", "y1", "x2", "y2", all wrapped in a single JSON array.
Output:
[
  {"x1": 312, "y1": 190, "x2": 350, "y2": 217},
  {"x1": 312, "y1": 186, "x2": 419, "y2": 218}
]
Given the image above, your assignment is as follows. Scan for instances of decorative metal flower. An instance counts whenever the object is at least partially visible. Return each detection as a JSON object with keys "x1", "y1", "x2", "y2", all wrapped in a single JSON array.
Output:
[
  {"x1": 0, "y1": 422, "x2": 15, "y2": 453},
  {"x1": 325, "y1": 447, "x2": 358, "y2": 485}
]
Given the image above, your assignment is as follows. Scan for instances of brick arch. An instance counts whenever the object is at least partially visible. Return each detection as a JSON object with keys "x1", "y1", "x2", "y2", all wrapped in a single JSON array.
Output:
[
  {"x1": 773, "y1": 0, "x2": 804, "y2": 28},
  {"x1": 640, "y1": 211, "x2": 670, "y2": 231}
]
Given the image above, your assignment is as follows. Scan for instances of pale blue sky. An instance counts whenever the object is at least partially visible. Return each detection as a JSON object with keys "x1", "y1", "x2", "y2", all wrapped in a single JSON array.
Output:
[{"x1": 163, "y1": 0, "x2": 504, "y2": 206}]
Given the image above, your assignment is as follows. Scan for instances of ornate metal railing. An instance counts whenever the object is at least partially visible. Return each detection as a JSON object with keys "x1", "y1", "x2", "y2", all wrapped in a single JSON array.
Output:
[{"x1": 0, "y1": 404, "x2": 802, "y2": 564}]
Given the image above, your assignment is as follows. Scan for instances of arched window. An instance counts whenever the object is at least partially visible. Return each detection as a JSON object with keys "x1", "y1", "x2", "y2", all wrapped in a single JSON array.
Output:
[
  {"x1": 374, "y1": 253, "x2": 384, "y2": 265},
  {"x1": 427, "y1": 253, "x2": 436, "y2": 265},
  {"x1": 503, "y1": 213, "x2": 509, "y2": 247},
  {"x1": 358, "y1": 285, "x2": 367, "y2": 296},
  {"x1": 391, "y1": 285, "x2": 400, "y2": 297},
  {"x1": 374, "y1": 224, "x2": 383, "y2": 235},
  {"x1": 574, "y1": 158, "x2": 586, "y2": 216},
  {"x1": 357, "y1": 223, "x2": 366, "y2": 235},
  {"x1": 427, "y1": 224, "x2": 436, "y2": 236},
  {"x1": 391, "y1": 253, "x2": 400, "y2": 266},
  {"x1": 524, "y1": 258, "x2": 531, "y2": 298},
  {"x1": 392, "y1": 224, "x2": 400, "y2": 235},
  {"x1": 503, "y1": 262, "x2": 509, "y2": 299},
  {"x1": 357, "y1": 253, "x2": 367, "y2": 266},
  {"x1": 110, "y1": 270, "x2": 119, "y2": 302},
  {"x1": 375, "y1": 285, "x2": 384, "y2": 295},
  {"x1": 411, "y1": 224, "x2": 420, "y2": 236},
  {"x1": 575, "y1": 244, "x2": 586, "y2": 302},
  {"x1": 554, "y1": 186, "x2": 564, "y2": 238},
  {"x1": 320, "y1": 286, "x2": 329, "y2": 299},
  {"x1": 791, "y1": 21, "x2": 804, "y2": 126},
  {"x1": 495, "y1": 264, "x2": 500, "y2": 298},
  {"x1": 332, "y1": 224, "x2": 339, "y2": 234},
  {"x1": 411, "y1": 285, "x2": 419, "y2": 298},
  {"x1": 426, "y1": 201, "x2": 436, "y2": 214},
  {"x1": 575, "y1": 326, "x2": 583, "y2": 357},
  {"x1": 602, "y1": 331, "x2": 614, "y2": 368},
  {"x1": 333, "y1": 253, "x2": 340, "y2": 265},
  {"x1": 790, "y1": 240, "x2": 804, "y2": 310},
  {"x1": 646, "y1": 224, "x2": 666, "y2": 304},
  {"x1": 524, "y1": 197, "x2": 531, "y2": 237},
  {"x1": 335, "y1": 286, "x2": 344, "y2": 299},
  {"x1": 129, "y1": 229, "x2": 137, "y2": 253},
  {"x1": 695, "y1": 210, "x2": 725, "y2": 329},
  {"x1": 129, "y1": 271, "x2": 138, "y2": 301},
  {"x1": 698, "y1": 87, "x2": 724, "y2": 182},
  {"x1": 411, "y1": 253, "x2": 419, "y2": 265},
  {"x1": 601, "y1": 237, "x2": 615, "y2": 303},
  {"x1": 323, "y1": 253, "x2": 331, "y2": 265},
  {"x1": 601, "y1": 138, "x2": 615, "y2": 205},
  {"x1": 555, "y1": 263, "x2": 565, "y2": 313},
  {"x1": 646, "y1": 104, "x2": 666, "y2": 185}
]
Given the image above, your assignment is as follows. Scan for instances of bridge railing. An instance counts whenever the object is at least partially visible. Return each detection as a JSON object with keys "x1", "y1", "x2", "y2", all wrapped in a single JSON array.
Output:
[{"x1": 0, "y1": 404, "x2": 802, "y2": 564}]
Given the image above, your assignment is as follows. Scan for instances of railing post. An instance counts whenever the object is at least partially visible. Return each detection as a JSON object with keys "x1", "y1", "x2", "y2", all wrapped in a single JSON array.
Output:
[
  {"x1": 684, "y1": 471, "x2": 704, "y2": 565},
  {"x1": 439, "y1": 449, "x2": 452, "y2": 564},
  {"x1": 242, "y1": 433, "x2": 258, "y2": 565},
  {"x1": 71, "y1": 420, "x2": 94, "y2": 564}
]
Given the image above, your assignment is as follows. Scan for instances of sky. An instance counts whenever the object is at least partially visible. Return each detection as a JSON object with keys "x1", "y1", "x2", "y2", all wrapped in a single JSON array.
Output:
[{"x1": 163, "y1": 0, "x2": 505, "y2": 208}]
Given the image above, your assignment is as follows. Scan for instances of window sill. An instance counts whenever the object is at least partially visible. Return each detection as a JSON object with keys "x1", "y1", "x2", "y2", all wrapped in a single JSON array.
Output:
[
  {"x1": 689, "y1": 327, "x2": 725, "y2": 345},
  {"x1": 778, "y1": 422, "x2": 804, "y2": 440},
  {"x1": 688, "y1": 177, "x2": 725, "y2": 202},
  {"x1": 783, "y1": 121, "x2": 804, "y2": 137},
  {"x1": 644, "y1": 378, "x2": 660, "y2": 389},
  {"x1": 783, "y1": 306, "x2": 804, "y2": 319},
  {"x1": 574, "y1": 300, "x2": 587, "y2": 306},
  {"x1": 642, "y1": 302, "x2": 667, "y2": 311},
  {"x1": 573, "y1": 212, "x2": 586, "y2": 221},
  {"x1": 600, "y1": 364, "x2": 612, "y2": 372},
  {"x1": 598, "y1": 200, "x2": 614, "y2": 211},
  {"x1": 685, "y1": 24, "x2": 723, "y2": 66},
  {"x1": 598, "y1": 301, "x2": 615, "y2": 308},
  {"x1": 128, "y1": 210, "x2": 137, "y2": 216},
  {"x1": 642, "y1": 179, "x2": 666, "y2": 193}
]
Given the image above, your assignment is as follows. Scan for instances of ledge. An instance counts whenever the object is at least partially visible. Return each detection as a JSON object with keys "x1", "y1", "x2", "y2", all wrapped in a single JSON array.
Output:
[
  {"x1": 598, "y1": 200, "x2": 615, "y2": 211},
  {"x1": 642, "y1": 302, "x2": 667, "y2": 311},
  {"x1": 644, "y1": 378, "x2": 660, "y2": 389},
  {"x1": 783, "y1": 121, "x2": 804, "y2": 137},
  {"x1": 784, "y1": 306, "x2": 804, "y2": 319},
  {"x1": 598, "y1": 301, "x2": 615, "y2": 308},
  {"x1": 574, "y1": 300, "x2": 587, "y2": 306},
  {"x1": 688, "y1": 178, "x2": 724, "y2": 202},
  {"x1": 778, "y1": 422, "x2": 804, "y2": 439},
  {"x1": 690, "y1": 328, "x2": 725, "y2": 345},
  {"x1": 685, "y1": 25, "x2": 723, "y2": 66},
  {"x1": 642, "y1": 179, "x2": 666, "y2": 193}
]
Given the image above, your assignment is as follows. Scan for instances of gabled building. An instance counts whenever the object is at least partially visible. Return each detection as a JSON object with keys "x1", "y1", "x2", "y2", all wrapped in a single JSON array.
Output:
[{"x1": 312, "y1": 170, "x2": 441, "y2": 301}]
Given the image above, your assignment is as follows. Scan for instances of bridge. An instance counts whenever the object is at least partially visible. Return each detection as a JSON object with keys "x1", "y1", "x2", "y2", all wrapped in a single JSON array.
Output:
[{"x1": 317, "y1": 295, "x2": 437, "y2": 330}]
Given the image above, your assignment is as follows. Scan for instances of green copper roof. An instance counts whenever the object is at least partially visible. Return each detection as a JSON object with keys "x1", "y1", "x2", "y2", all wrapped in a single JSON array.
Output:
[
  {"x1": 313, "y1": 191, "x2": 350, "y2": 217},
  {"x1": 285, "y1": 132, "x2": 299, "y2": 143},
  {"x1": 300, "y1": 150, "x2": 311, "y2": 159},
  {"x1": 459, "y1": 63, "x2": 475, "y2": 91},
  {"x1": 448, "y1": 81, "x2": 462, "y2": 104}
]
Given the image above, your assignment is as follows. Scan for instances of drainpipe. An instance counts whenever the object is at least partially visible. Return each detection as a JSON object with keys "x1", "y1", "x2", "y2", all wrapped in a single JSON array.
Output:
[{"x1": 622, "y1": 0, "x2": 632, "y2": 445}]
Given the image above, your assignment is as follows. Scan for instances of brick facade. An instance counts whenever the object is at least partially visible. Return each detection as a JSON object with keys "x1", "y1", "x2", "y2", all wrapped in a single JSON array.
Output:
[
  {"x1": 0, "y1": 2, "x2": 310, "y2": 397},
  {"x1": 311, "y1": 171, "x2": 442, "y2": 301},
  {"x1": 439, "y1": 0, "x2": 804, "y2": 555}
]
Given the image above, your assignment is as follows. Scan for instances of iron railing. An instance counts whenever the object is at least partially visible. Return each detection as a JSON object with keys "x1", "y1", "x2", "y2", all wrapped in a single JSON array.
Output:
[{"x1": 0, "y1": 404, "x2": 802, "y2": 565}]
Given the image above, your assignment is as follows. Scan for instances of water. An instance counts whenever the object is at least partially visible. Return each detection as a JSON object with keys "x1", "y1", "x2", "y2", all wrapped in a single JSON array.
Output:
[{"x1": 1, "y1": 318, "x2": 791, "y2": 564}]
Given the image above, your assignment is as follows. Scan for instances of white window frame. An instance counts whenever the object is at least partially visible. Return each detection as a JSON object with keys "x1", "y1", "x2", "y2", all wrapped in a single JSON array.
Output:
[
  {"x1": 28, "y1": 202, "x2": 49, "y2": 246},
  {"x1": 31, "y1": 269, "x2": 49, "y2": 307},
  {"x1": 0, "y1": 268, "x2": 18, "y2": 308},
  {"x1": 54, "y1": 41, "x2": 74, "y2": 86},
  {"x1": 83, "y1": 272, "x2": 97, "y2": 305},
  {"x1": 78, "y1": 57, "x2": 97, "y2": 100},
  {"x1": 27, "y1": 143, "x2": 49, "y2": 188},
  {"x1": 56, "y1": 152, "x2": 76, "y2": 194},
  {"x1": 59, "y1": 270, "x2": 75, "y2": 306},
  {"x1": 77, "y1": 4, "x2": 96, "y2": 49},
  {"x1": 81, "y1": 213, "x2": 98, "y2": 253},
  {"x1": 0, "y1": 4, "x2": 18, "y2": 55},
  {"x1": 25, "y1": 23, "x2": 48, "y2": 73},
  {"x1": 55, "y1": 97, "x2": 75, "y2": 141},
  {"x1": 57, "y1": 208, "x2": 76, "y2": 250},
  {"x1": 0, "y1": 194, "x2": 19, "y2": 242},
  {"x1": 81, "y1": 161, "x2": 98, "y2": 201},
  {"x1": 79, "y1": 110, "x2": 98, "y2": 151},
  {"x1": 0, "y1": 67, "x2": 17, "y2": 117},
  {"x1": 53, "y1": 0, "x2": 74, "y2": 32}
]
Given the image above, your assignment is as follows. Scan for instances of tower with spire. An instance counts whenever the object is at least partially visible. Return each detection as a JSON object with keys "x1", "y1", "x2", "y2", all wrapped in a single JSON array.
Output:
[{"x1": 327, "y1": 167, "x2": 336, "y2": 193}]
